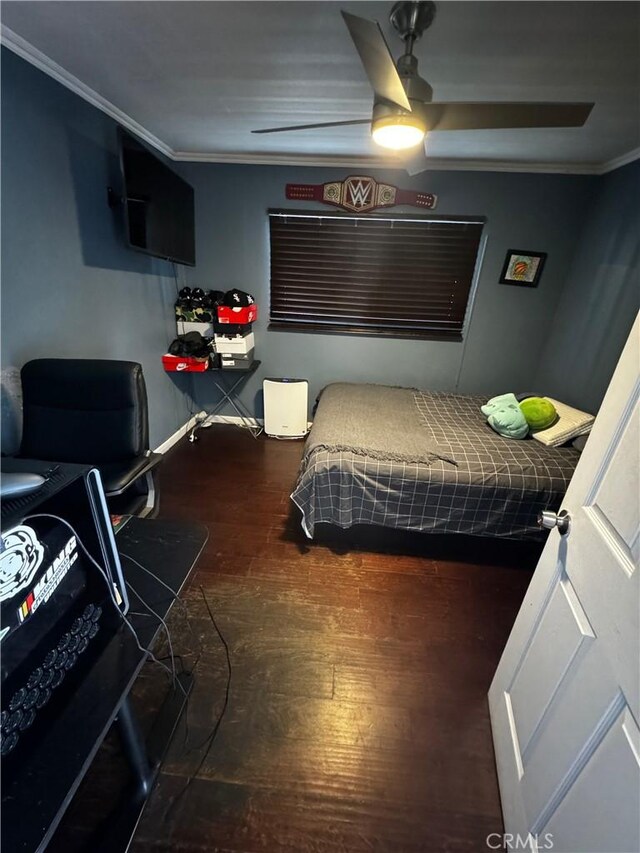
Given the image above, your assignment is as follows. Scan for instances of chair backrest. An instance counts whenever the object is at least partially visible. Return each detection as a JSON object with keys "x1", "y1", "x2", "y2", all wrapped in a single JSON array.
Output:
[
  {"x1": 20, "y1": 359, "x2": 149, "y2": 464},
  {"x1": 1, "y1": 366, "x2": 23, "y2": 457}
]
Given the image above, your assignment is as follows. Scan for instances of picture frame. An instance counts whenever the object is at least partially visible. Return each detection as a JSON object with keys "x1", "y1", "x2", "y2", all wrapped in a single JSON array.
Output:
[{"x1": 499, "y1": 249, "x2": 547, "y2": 288}]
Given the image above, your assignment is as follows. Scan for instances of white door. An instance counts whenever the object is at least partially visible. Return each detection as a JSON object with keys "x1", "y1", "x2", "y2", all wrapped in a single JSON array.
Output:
[{"x1": 489, "y1": 314, "x2": 640, "y2": 853}]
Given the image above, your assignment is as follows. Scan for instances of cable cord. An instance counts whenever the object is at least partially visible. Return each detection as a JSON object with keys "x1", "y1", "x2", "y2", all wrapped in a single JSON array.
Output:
[
  {"x1": 25, "y1": 514, "x2": 177, "y2": 687},
  {"x1": 165, "y1": 585, "x2": 232, "y2": 821},
  {"x1": 25, "y1": 516, "x2": 230, "y2": 820},
  {"x1": 172, "y1": 261, "x2": 181, "y2": 298},
  {"x1": 238, "y1": 420, "x2": 264, "y2": 438},
  {"x1": 124, "y1": 579, "x2": 178, "y2": 692},
  {"x1": 119, "y1": 552, "x2": 204, "y2": 751},
  {"x1": 121, "y1": 552, "x2": 185, "y2": 609},
  {"x1": 120, "y1": 552, "x2": 201, "y2": 660}
]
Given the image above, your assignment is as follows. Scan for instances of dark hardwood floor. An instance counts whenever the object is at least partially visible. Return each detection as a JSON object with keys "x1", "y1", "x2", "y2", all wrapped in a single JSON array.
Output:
[{"x1": 51, "y1": 425, "x2": 541, "y2": 853}]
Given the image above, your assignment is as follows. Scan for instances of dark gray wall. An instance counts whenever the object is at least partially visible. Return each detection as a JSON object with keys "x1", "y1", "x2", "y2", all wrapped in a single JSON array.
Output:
[
  {"x1": 178, "y1": 161, "x2": 596, "y2": 416},
  {"x1": 535, "y1": 160, "x2": 640, "y2": 413},
  {"x1": 4, "y1": 45, "x2": 633, "y2": 438},
  {"x1": 1, "y1": 48, "x2": 191, "y2": 450}
]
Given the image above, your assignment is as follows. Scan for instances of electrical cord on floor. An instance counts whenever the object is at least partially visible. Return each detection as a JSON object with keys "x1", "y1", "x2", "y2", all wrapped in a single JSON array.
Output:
[
  {"x1": 186, "y1": 373, "x2": 206, "y2": 428},
  {"x1": 236, "y1": 420, "x2": 264, "y2": 438},
  {"x1": 164, "y1": 585, "x2": 232, "y2": 821}
]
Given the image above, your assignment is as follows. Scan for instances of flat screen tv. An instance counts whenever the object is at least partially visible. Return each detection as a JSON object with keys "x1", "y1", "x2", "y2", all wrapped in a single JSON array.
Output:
[{"x1": 118, "y1": 128, "x2": 196, "y2": 266}]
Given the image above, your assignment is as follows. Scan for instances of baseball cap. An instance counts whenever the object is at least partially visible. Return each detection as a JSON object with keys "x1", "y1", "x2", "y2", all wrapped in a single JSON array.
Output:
[{"x1": 223, "y1": 289, "x2": 255, "y2": 309}]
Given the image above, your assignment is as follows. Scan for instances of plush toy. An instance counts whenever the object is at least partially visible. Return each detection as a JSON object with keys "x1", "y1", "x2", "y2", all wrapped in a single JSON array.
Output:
[
  {"x1": 519, "y1": 397, "x2": 558, "y2": 431},
  {"x1": 481, "y1": 393, "x2": 530, "y2": 440}
]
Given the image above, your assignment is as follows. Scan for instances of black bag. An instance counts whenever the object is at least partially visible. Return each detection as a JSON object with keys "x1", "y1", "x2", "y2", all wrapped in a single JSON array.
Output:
[{"x1": 168, "y1": 332, "x2": 211, "y2": 359}]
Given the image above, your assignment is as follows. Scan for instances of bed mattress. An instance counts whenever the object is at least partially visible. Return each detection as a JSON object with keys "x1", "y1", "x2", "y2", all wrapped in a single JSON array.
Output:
[{"x1": 291, "y1": 384, "x2": 580, "y2": 540}]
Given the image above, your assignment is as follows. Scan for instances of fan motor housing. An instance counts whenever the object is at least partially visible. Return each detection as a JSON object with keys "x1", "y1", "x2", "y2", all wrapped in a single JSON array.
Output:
[
  {"x1": 396, "y1": 55, "x2": 433, "y2": 102},
  {"x1": 390, "y1": 1, "x2": 437, "y2": 41},
  {"x1": 372, "y1": 100, "x2": 420, "y2": 129}
]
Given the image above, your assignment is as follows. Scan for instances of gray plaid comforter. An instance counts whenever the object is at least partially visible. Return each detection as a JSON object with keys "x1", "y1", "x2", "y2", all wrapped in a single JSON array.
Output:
[{"x1": 291, "y1": 386, "x2": 580, "y2": 540}]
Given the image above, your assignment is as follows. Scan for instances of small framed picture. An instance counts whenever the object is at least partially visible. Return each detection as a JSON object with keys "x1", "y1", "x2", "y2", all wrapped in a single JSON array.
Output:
[{"x1": 499, "y1": 250, "x2": 547, "y2": 288}]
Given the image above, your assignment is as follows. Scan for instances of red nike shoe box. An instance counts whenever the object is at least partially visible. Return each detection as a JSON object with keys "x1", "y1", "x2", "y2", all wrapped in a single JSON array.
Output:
[
  {"x1": 216, "y1": 304, "x2": 258, "y2": 325},
  {"x1": 162, "y1": 354, "x2": 209, "y2": 373}
]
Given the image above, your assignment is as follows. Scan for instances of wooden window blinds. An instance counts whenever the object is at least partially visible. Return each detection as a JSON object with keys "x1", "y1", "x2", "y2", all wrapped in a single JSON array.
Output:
[{"x1": 268, "y1": 211, "x2": 485, "y2": 340}]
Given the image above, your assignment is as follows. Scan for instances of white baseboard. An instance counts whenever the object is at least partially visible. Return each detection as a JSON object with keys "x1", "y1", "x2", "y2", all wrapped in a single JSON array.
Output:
[
  {"x1": 203, "y1": 415, "x2": 314, "y2": 430},
  {"x1": 155, "y1": 413, "x2": 314, "y2": 450},
  {"x1": 154, "y1": 412, "x2": 206, "y2": 453},
  {"x1": 203, "y1": 414, "x2": 263, "y2": 428}
]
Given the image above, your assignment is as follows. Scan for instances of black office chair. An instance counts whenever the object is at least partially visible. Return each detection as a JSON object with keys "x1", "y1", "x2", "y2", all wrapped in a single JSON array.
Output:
[{"x1": 19, "y1": 359, "x2": 162, "y2": 517}]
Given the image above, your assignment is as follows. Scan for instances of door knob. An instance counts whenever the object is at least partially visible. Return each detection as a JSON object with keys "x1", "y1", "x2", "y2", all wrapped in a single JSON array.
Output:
[{"x1": 537, "y1": 509, "x2": 571, "y2": 535}]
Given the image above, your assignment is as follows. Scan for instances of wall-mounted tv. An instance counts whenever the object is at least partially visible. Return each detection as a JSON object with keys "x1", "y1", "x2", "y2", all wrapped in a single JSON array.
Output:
[{"x1": 118, "y1": 128, "x2": 196, "y2": 266}]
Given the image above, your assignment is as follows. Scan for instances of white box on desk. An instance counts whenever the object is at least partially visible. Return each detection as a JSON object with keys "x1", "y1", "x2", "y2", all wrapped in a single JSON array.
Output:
[
  {"x1": 220, "y1": 349, "x2": 255, "y2": 369},
  {"x1": 214, "y1": 331, "x2": 255, "y2": 355}
]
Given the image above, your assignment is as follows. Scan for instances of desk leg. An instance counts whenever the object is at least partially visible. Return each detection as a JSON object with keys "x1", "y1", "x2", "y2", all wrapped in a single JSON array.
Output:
[
  {"x1": 210, "y1": 376, "x2": 262, "y2": 439},
  {"x1": 191, "y1": 375, "x2": 262, "y2": 441},
  {"x1": 88, "y1": 670, "x2": 193, "y2": 852},
  {"x1": 116, "y1": 697, "x2": 153, "y2": 796}
]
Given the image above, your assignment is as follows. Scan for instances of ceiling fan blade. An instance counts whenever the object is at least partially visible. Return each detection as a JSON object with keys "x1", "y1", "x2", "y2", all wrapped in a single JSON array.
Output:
[
  {"x1": 422, "y1": 102, "x2": 594, "y2": 131},
  {"x1": 402, "y1": 139, "x2": 429, "y2": 176},
  {"x1": 341, "y1": 11, "x2": 411, "y2": 111},
  {"x1": 252, "y1": 118, "x2": 370, "y2": 135}
]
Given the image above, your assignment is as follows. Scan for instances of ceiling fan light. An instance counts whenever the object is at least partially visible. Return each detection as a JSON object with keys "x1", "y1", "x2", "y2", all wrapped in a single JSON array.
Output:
[{"x1": 371, "y1": 114, "x2": 426, "y2": 150}]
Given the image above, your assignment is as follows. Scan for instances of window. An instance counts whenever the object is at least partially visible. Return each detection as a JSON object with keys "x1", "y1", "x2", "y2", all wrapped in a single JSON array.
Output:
[{"x1": 268, "y1": 211, "x2": 485, "y2": 340}]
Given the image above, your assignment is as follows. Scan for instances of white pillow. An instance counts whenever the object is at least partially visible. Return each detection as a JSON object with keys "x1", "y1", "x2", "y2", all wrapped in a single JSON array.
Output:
[{"x1": 532, "y1": 398, "x2": 595, "y2": 447}]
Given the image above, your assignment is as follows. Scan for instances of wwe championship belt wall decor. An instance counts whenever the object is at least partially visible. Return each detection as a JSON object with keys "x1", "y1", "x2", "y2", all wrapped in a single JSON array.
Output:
[{"x1": 285, "y1": 176, "x2": 437, "y2": 213}]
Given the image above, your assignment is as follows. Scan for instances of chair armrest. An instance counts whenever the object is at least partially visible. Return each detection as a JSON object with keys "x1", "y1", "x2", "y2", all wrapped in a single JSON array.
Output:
[{"x1": 102, "y1": 453, "x2": 162, "y2": 497}]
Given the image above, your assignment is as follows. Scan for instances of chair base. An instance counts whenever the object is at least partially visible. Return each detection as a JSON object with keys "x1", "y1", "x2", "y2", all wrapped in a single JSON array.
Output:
[{"x1": 107, "y1": 471, "x2": 159, "y2": 519}]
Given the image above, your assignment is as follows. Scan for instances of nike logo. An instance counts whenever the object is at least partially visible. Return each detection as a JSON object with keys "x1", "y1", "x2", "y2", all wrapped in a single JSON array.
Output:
[{"x1": 176, "y1": 363, "x2": 188, "y2": 371}]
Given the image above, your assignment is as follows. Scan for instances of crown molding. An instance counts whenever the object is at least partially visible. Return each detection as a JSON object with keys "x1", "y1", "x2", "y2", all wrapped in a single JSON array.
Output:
[
  {"x1": 173, "y1": 149, "x2": 604, "y2": 174},
  {"x1": 1, "y1": 24, "x2": 174, "y2": 159},
  {"x1": 174, "y1": 150, "x2": 409, "y2": 170},
  {"x1": 599, "y1": 146, "x2": 640, "y2": 174},
  {"x1": 3, "y1": 25, "x2": 637, "y2": 177}
]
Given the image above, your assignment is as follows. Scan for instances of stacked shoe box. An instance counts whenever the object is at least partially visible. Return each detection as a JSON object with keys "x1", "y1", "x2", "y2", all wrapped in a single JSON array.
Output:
[
  {"x1": 214, "y1": 289, "x2": 257, "y2": 369},
  {"x1": 214, "y1": 329, "x2": 255, "y2": 369}
]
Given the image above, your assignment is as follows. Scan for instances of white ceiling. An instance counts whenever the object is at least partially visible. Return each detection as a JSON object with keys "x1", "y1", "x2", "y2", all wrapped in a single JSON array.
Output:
[{"x1": 2, "y1": 1, "x2": 639, "y2": 172}]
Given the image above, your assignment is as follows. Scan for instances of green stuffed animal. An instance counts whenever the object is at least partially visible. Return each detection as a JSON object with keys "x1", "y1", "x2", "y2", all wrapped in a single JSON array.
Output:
[
  {"x1": 481, "y1": 393, "x2": 529, "y2": 440},
  {"x1": 519, "y1": 397, "x2": 558, "y2": 431}
]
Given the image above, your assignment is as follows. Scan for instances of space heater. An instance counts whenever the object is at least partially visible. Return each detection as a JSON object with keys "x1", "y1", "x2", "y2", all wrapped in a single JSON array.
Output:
[{"x1": 263, "y1": 379, "x2": 308, "y2": 439}]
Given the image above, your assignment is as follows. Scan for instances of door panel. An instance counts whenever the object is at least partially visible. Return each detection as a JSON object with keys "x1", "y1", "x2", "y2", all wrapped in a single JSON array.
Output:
[
  {"x1": 498, "y1": 569, "x2": 624, "y2": 830},
  {"x1": 586, "y1": 406, "x2": 639, "y2": 573},
  {"x1": 523, "y1": 676, "x2": 624, "y2": 830},
  {"x1": 543, "y1": 705, "x2": 640, "y2": 853},
  {"x1": 489, "y1": 314, "x2": 639, "y2": 852},
  {"x1": 508, "y1": 570, "x2": 595, "y2": 764}
]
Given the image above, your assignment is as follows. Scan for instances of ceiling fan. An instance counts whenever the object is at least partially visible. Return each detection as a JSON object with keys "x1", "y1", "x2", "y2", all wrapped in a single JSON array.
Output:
[{"x1": 252, "y1": 1, "x2": 594, "y2": 174}]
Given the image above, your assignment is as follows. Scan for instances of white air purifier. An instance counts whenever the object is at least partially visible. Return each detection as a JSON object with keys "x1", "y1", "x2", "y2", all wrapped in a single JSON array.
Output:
[{"x1": 263, "y1": 379, "x2": 308, "y2": 439}]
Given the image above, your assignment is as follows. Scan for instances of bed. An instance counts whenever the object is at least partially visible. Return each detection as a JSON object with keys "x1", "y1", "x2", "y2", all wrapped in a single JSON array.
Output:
[{"x1": 291, "y1": 383, "x2": 581, "y2": 540}]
